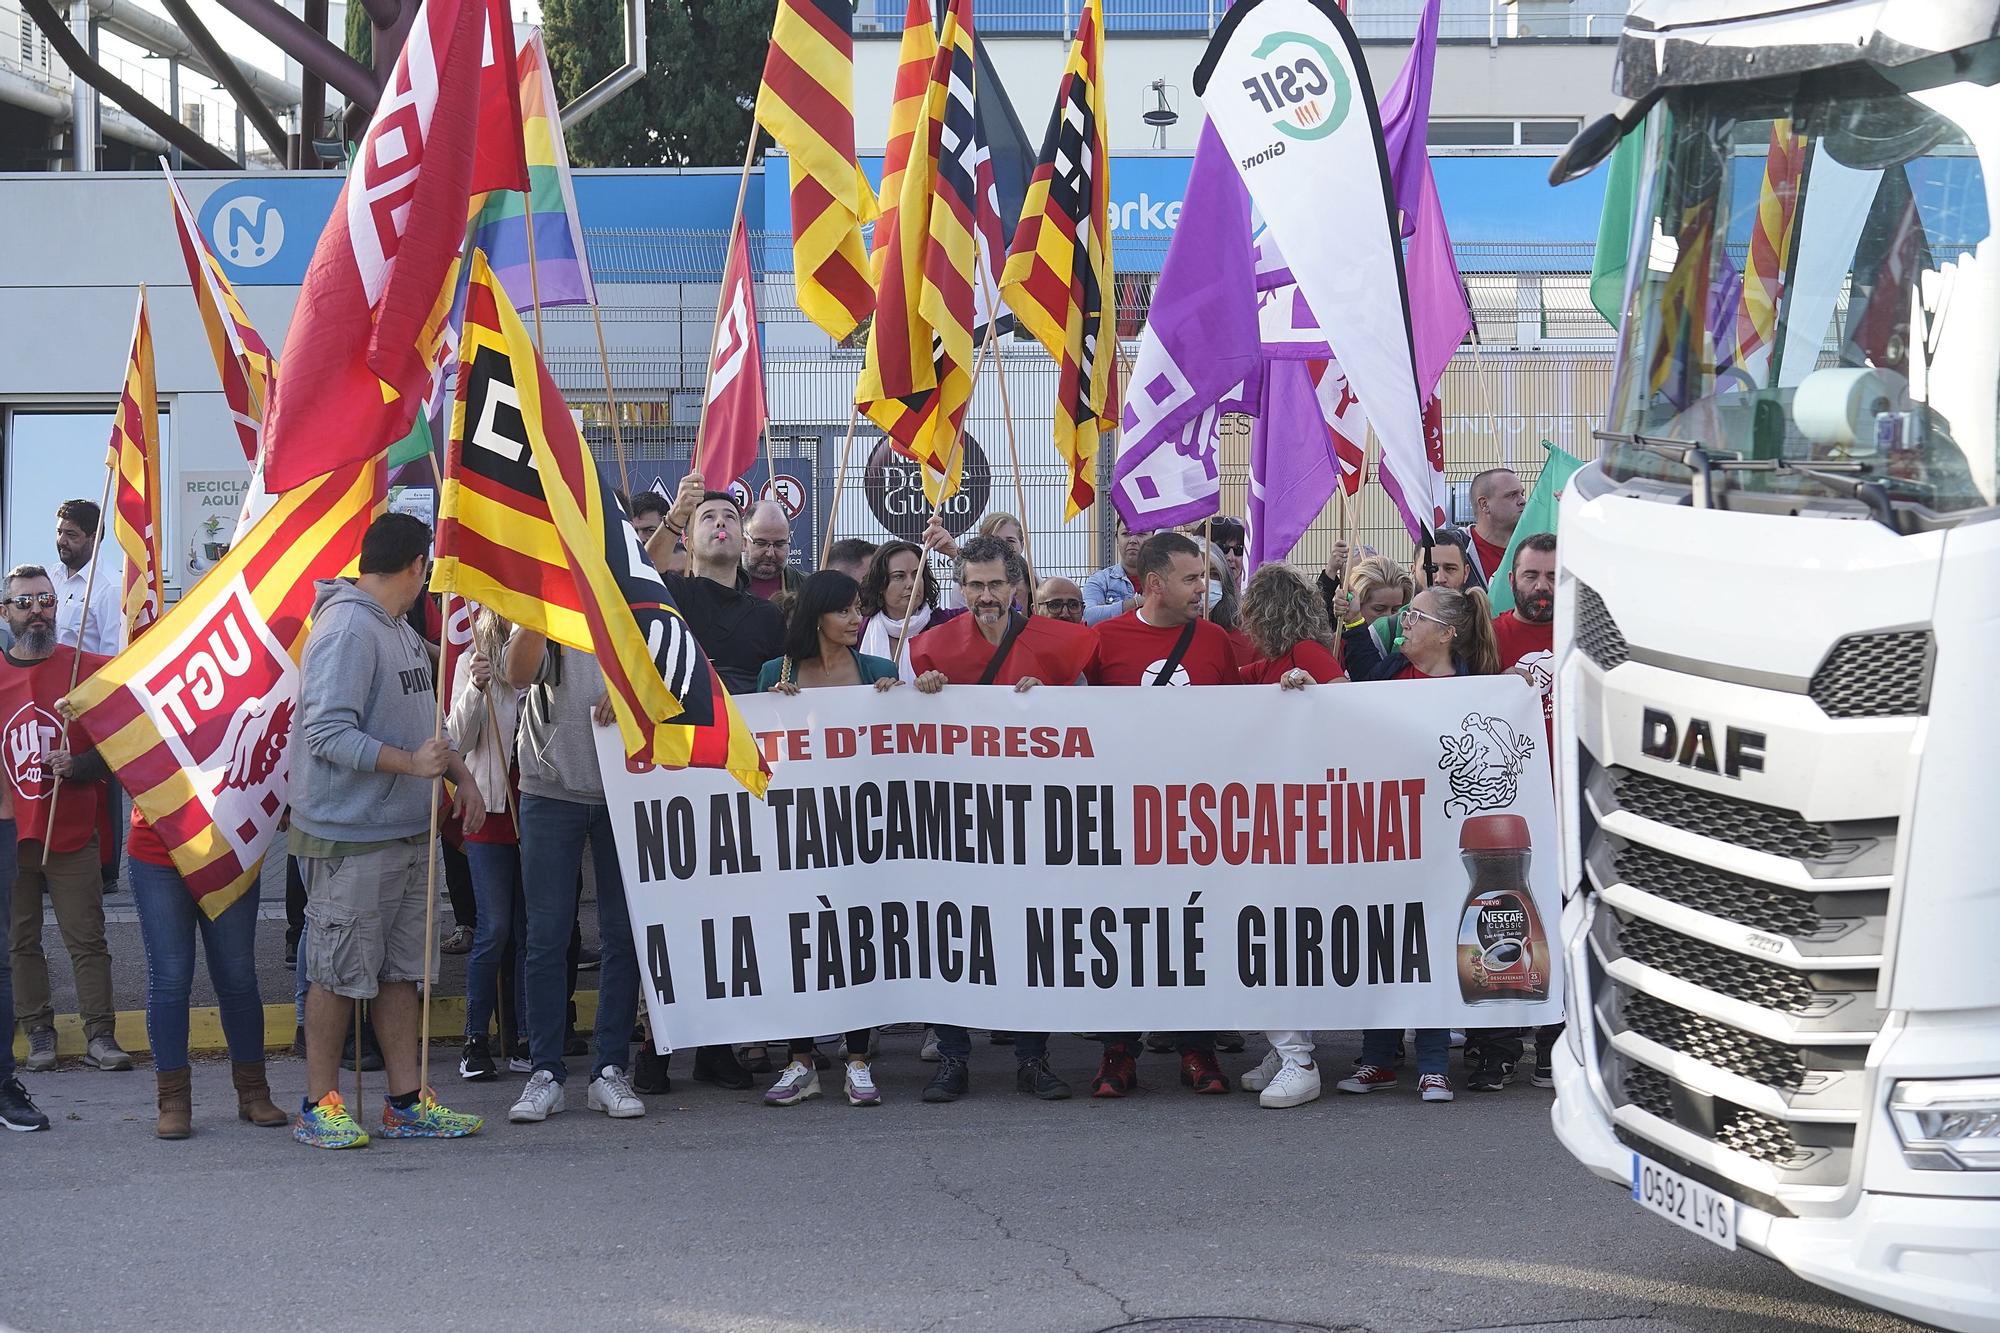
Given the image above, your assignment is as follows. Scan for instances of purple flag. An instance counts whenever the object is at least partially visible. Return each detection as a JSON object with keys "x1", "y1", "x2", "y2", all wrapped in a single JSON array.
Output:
[
  {"x1": 1379, "y1": 0, "x2": 1469, "y2": 399},
  {"x1": 1110, "y1": 123, "x2": 1262, "y2": 532}
]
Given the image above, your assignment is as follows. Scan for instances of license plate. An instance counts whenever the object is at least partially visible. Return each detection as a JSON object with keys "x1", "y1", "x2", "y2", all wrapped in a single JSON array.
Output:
[{"x1": 1632, "y1": 1153, "x2": 1737, "y2": 1250}]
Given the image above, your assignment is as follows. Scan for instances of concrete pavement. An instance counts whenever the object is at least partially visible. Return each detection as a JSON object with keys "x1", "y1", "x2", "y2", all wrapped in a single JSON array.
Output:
[{"x1": 3, "y1": 1029, "x2": 1926, "y2": 1333}]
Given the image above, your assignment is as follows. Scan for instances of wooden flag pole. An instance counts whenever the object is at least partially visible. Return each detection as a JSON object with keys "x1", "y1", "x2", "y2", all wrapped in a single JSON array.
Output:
[
  {"x1": 1199, "y1": 515, "x2": 1212, "y2": 620},
  {"x1": 587, "y1": 306, "x2": 632, "y2": 501},
  {"x1": 42, "y1": 300, "x2": 133, "y2": 867},
  {"x1": 974, "y1": 262, "x2": 1034, "y2": 580},
  {"x1": 893, "y1": 330, "x2": 998, "y2": 672},
  {"x1": 416, "y1": 454, "x2": 453, "y2": 1096},
  {"x1": 522, "y1": 188, "x2": 548, "y2": 353},
  {"x1": 819, "y1": 403, "x2": 863, "y2": 568},
  {"x1": 1469, "y1": 323, "x2": 1507, "y2": 469},
  {"x1": 691, "y1": 128, "x2": 763, "y2": 480}
]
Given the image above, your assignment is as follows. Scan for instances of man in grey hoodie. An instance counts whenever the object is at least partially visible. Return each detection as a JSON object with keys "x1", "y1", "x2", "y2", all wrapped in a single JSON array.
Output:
[{"x1": 290, "y1": 513, "x2": 487, "y2": 1149}]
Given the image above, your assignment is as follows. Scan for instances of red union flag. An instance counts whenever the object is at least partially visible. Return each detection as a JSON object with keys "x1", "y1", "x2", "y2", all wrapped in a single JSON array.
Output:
[
  {"x1": 260, "y1": 0, "x2": 488, "y2": 493},
  {"x1": 696, "y1": 218, "x2": 767, "y2": 487},
  {"x1": 65, "y1": 461, "x2": 383, "y2": 917}
]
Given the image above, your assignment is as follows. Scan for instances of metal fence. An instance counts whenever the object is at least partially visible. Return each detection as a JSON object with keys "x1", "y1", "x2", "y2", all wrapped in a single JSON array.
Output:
[
  {"x1": 853, "y1": 0, "x2": 1626, "y2": 39},
  {"x1": 541, "y1": 227, "x2": 1613, "y2": 588}
]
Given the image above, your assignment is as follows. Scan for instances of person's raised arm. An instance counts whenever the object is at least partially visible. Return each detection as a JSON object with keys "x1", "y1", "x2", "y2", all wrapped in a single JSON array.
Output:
[{"x1": 503, "y1": 626, "x2": 547, "y2": 691}]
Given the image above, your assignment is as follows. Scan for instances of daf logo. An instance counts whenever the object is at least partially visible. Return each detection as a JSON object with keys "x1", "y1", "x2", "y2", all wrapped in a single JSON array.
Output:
[
  {"x1": 1641, "y1": 708, "x2": 1766, "y2": 780},
  {"x1": 211, "y1": 195, "x2": 284, "y2": 268},
  {"x1": 1240, "y1": 29, "x2": 1349, "y2": 141}
]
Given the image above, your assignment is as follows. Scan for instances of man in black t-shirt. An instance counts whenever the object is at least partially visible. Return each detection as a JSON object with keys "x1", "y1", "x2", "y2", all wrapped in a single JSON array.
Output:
[{"x1": 649, "y1": 474, "x2": 784, "y2": 695}]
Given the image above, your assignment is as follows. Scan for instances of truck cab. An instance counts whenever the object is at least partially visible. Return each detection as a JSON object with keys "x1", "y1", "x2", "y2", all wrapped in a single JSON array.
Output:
[{"x1": 1546, "y1": 2, "x2": 2000, "y2": 1328}]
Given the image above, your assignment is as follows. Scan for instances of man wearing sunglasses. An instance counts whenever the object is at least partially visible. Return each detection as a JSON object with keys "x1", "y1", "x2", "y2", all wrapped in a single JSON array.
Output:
[{"x1": 0, "y1": 565, "x2": 132, "y2": 1077}]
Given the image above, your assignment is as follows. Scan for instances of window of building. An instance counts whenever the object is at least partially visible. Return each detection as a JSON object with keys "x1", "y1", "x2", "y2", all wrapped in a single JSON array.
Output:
[{"x1": 1429, "y1": 118, "x2": 1583, "y2": 148}]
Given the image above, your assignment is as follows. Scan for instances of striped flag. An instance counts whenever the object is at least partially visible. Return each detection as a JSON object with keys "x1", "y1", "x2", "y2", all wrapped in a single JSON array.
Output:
[
  {"x1": 468, "y1": 28, "x2": 596, "y2": 310},
  {"x1": 64, "y1": 459, "x2": 384, "y2": 918},
  {"x1": 999, "y1": 0, "x2": 1116, "y2": 519},
  {"x1": 1648, "y1": 196, "x2": 1717, "y2": 410},
  {"x1": 107, "y1": 291, "x2": 163, "y2": 644},
  {"x1": 434, "y1": 252, "x2": 769, "y2": 795},
  {"x1": 698, "y1": 218, "x2": 768, "y2": 488},
  {"x1": 1726, "y1": 119, "x2": 1806, "y2": 384},
  {"x1": 755, "y1": 0, "x2": 877, "y2": 342},
  {"x1": 261, "y1": 0, "x2": 490, "y2": 492},
  {"x1": 163, "y1": 162, "x2": 273, "y2": 465}
]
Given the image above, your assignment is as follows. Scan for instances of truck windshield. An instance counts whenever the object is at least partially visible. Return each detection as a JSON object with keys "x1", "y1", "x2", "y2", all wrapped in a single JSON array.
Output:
[{"x1": 1604, "y1": 72, "x2": 1999, "y2": 514}]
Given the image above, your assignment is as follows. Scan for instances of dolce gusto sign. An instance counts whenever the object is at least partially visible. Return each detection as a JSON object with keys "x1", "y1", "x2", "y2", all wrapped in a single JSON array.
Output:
[{"x1": 863, "y1": 435, "x2": 992, "y2": 542}]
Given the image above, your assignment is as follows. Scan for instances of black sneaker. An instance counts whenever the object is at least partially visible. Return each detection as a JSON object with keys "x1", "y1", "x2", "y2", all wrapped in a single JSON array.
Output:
[
  {"x1": 1467, "y1": 1058, "x2": 1516, "y2": 1092},
  {"x1": 693, "y1": 1045, "x2": 753, "y2": 1090},
  {"x1": 1144, "y1": 1032, "x2": 1176, "y2": 1054},
  {"x1": 923, "y1": 1056, "x2": 969, "y2": 1103},
  {"x1": 632, "y1": 1045, "x2": 672, "y2": 1095},
  {"x1": 459, "y1": 1035, "x2": 497, "y2": 1082},
  {"x1": 577, "y1": 948, "x2": 602, "y2": 972},
  {"x1": 1532, "y1": 1050, "x2": 1555, "y2": 1089},
  {"x1": 291, "y1": 1024, "x2": 308, "y2": 1059},
  {"x1": 0, "y1": 1077, "x2": 50, "y2": 1132},
  {"x1": 1215, "y1": 1032, "x2": 1246, "y2": 1053},
  {"x1": 563, "y1": 1029, "x2": 589, "y2": 1057},
  {"x1": 1015, "y1": 1057, "x2": 1071, "y2": 1101},
  {"x1": 342, "y1": 1024, "x2": 384, "y2": 1074},
  {"x1": 508, "y1": 1039, "x2": 533, "y2": 1074},
  {"x1": 988, "y1": 1030, "x2": 1015, "y2": 1046}
]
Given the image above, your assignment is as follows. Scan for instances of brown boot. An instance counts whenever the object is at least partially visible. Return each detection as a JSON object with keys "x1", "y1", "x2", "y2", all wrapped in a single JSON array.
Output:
[
  {"x1": 232, "y1": 1061, "x2": 286, "y2": 1127},
  {"x1": 155, "y1": 1067, "x2": 192, "y2": 1140}
]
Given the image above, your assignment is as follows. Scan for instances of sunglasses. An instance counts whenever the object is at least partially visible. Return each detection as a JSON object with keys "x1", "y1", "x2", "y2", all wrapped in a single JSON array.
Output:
[
  {"x1": 1035, "y1": 599, "x2": 1084, "y2": 614},
  {"x1": 1216, "y1": 542, "x2": 1245, "y2": 557},
  {"x1": 6, "y1": 593, "x2": 56, "y2": 610}
]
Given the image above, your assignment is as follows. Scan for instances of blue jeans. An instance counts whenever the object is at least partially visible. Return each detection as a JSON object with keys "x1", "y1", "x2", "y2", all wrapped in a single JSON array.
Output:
[
  {"x1": 0, "y1": 819, "x2": 14, "y2": 1083},
  {"x1": 936, "y1": 1025, "x2": 1047, "y2": 1063},
  {"x1": 463, "y1": 840, "x2": 526, "y2": 1041},
  {"x1": 129, "y1": 860, "x2": 265, "y2": 1070},
  {"x1": 1361, "y1": 1027, "x2": 1450, "y2": 1076},
  {"x1": 520, "y1": 795, "x2": 635, "y2": 1083}
]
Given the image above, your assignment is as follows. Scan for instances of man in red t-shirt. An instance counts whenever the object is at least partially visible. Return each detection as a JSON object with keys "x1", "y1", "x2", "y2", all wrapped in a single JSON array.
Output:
[
  {"x1": 1467, "y1": 467, "x2": 1526, "y2": 585},
  {"x1": 0, "y1": 565, "x2": 129, "y2": 1072},
  {"x1": 1492, "y1": 532, "x2": 1556, "y2": 750},
  {"x1": 1080, "y1": 532, "x2": 1236, "y2": 1099}
]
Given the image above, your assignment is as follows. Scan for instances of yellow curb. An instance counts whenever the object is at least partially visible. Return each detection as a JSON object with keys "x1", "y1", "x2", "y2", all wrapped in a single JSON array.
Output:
[{"x1": 13, "y1": 992, "x2": 604, "y2": 1060}]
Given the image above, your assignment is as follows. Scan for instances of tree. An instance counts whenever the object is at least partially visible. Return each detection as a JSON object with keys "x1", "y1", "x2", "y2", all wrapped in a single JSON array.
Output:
[{"x1": 543, "y1": 0, "x2": 770, "y2": 167}]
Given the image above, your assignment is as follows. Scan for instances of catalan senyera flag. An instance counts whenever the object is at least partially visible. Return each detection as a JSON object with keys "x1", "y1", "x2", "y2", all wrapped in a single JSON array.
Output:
[
  {"x1": 260, "y1": 0, "x2": 490, "y2": 492},
  {"x1": 107, "y1": 291, "x2": 163, "y2": 643},
  {"x1": 854, "y1": 0, "x2": 941, "y2": 454},
  {"x1": 1648, "y1": 196, "x2": 1717, "y2": 410},
  {"x1": 163, "y1": 161, "x2": 274, "y2": 465},
  {"x1": 1000, "y1": 0, "x2": 1116, "y2": 519},
  {"x1": 1726, "y1": 119, "x2": 1806, "y2": 383},
  {"x1": 65, "y1": 459, "x2": 385, "y2": 918},
  {"x1": 755, "y1": 0, "x2": 878, "y2": 342},
  {"x1": 468, "y1": 28, "x2": 596, "y2": 310},
  {"x1": 434, "y1": 252, "x2": 768, "y2": 795}
]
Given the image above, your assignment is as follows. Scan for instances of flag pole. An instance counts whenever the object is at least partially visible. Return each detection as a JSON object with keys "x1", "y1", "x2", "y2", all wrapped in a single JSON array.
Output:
[
  {"x1": 586, "y1": 307, "x2": 631, "y2": 500},
  {"x1": 893, "y1": 329, "x2": 998, "y2": 671},
  {"x1": 44, "y1": 286, "x2": 138, "y2": 867},
  {"x1": 1469, "y1": 323, "x2": 1506, "y2": 468},
  {"x1": 416, "y1": 450, "x2": 454, "y2": 1096},
  {"x1": 819, "y1": 403, "x2": 863, "y2": 568},
  {"x1": 692, "y1": 128, "x2": 763, "y2": 480},
  {"x1": 523, "y1": 182, "x2": 548, "y2": 353},
  {"x1": 974, "y1": 262, "x2": 1034, "y2": 581}
]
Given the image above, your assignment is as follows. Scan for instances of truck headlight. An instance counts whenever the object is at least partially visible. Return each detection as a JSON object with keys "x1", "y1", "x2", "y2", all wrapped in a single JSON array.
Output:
[{"x1": 1890, "y1": 1078, "x2": 2000, "y2": 1170}]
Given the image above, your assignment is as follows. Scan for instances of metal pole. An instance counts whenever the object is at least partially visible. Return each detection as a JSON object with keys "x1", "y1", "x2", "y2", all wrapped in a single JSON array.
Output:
[
  {"x1": 68, "y1": 0, "x2": 92, "y2": 169},
  {"x1": 167, "y1": 58, "x2": 181, "y2": 171}
]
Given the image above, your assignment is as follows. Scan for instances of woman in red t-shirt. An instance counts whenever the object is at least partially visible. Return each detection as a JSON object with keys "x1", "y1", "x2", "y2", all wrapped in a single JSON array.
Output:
[
  {"x1": 446, "y1": 606, "x2": 525, "y2": 1083},
  {"x1": 1232, "y1": 564, "x2": 1345, "y2": 1109}
]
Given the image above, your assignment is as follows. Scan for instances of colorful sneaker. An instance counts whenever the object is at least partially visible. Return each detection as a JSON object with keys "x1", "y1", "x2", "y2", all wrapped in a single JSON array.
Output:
[
  {"x1": 294, "y1": 1091, "x2": 370, "y2": 1149},
  {"x1": 764, "y1": 1061, "x2": 820, "y2": 1107},
  {"x1": 1180, "y1": 1049, "x2": 1229, "y2": 1095},
  {"x1": 1336, "y1": 1063, "x2": 1398, "y2": 1094},
  {"x1": 1419, "y1": 1073, "x2": 1455, "y2": 1103},
  {"x1": 1091, "y1": 1043, "x2": 1138, "y2": 1099},
  {"x1": 380, "y1": 1091, "x2": 484, "y2": 1138},
  {"x1": 844, "y1": 1061, "x2": 882, "y2": 1107}
]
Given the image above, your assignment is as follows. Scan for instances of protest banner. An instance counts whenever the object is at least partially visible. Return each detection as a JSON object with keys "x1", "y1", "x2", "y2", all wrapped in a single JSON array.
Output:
[{"x1": 598, "y1": 678, "x2": 1560, "y2": 1050}]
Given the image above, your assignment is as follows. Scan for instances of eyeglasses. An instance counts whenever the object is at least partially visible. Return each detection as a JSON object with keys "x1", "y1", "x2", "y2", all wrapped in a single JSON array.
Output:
[
  {"x1": 1035, "y1": 598, "x2": 1084, "y2": 614},
  {"x1": 1399, "y1": 605, "x2": 1450, "y2": 629},
  {"x1": 1216, "y1": 543, "x2": 1245, "y2": 557},
  {"x1": 961, "y1": 578, "x2": 1014, "y2": 597},
  {"x1": 5, "y1": 593, "x2": 56, "y2": 610},
  {"x1": 746, "y1": 538, "x2": 788, "y2": 553}
]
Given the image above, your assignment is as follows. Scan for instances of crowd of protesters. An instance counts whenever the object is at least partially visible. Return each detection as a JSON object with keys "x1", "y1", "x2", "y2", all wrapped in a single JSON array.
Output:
[{"x1": 0, "y1": 465, "x2": 1558, "y2": 1145}]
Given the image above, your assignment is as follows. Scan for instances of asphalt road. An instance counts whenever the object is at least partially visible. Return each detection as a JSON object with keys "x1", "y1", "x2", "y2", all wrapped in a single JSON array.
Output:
[{"x1": 4, "y1": 1026, "x2": 1930, "y2": 1333}]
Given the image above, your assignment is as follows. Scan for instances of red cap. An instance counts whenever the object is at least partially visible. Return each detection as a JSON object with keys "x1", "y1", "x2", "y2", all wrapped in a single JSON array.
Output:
[{"x1": 1459, "y1": 813, "x2": 1531, "y2": 852}]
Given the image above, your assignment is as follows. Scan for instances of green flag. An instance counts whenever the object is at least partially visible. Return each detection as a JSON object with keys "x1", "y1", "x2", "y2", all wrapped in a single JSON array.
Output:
[
  {"x1": 1487, "y1": 441, "x2": 1584, "y2": 615},
  {"x1": 386, "y1": 411, "x2": 434, "y2": 470},
  {"x1": 1588, "y1": 125, "x2": 1647, "y2": 329}
]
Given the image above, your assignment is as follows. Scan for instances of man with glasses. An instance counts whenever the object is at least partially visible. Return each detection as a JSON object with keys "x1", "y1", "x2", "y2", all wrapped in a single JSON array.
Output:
[
  {"x1": 1032, "y1": 576, "x2": 1086, "y2": 624},
  {"x1": 0, "y1": 565, "x2": 132, "y2": 1076},
  {"x1": 741, "y1": 500, "x2": 804, "y2": 609},
  {"x1": 910, "y1": 536, "x2": 1096, "y2": 1103}
]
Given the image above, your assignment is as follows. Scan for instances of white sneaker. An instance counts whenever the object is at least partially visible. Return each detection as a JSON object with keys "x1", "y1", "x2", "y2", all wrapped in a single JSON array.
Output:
[
  {"x1": 508, "y1": 1069, "x2": 565, "y2": 1122},
  {"x1": 1239, "y1": 1048, "x2": 1283, "y2": 1093},
  {"x1": 1260, "y1": 1060, "x2": 1322, "y2": 1109},
  {"x1": 919, "y1": 1027, "x2": 940, "y2": 1062},
  {"x1": 1420, "y1": 1072, "x2": 1455, "y2": 1103},
  {"x1": 844, "y1": 1061, "x2": 882, "y2": 1107},
  {"x1": 587, "y1": 1066, "x2": 645, "y2": 1118},
  {"x1": 1449, "y1": 1029, "x2": 1467, "y2": 1048},
  {"x1": 764, "y1": 1060, "x2": 821, "y2": 1107}
]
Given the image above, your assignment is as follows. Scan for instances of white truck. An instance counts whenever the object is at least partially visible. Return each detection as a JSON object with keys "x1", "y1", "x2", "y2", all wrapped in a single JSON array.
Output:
[{"x1": 1544, "y1": 2, "x2": 2000, "y2": 1329}]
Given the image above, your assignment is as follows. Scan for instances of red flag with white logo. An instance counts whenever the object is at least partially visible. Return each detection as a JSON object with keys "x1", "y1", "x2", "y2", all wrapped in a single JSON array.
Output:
[
  {"x1": 696, "y1": 218, "x2": 767, "y2": 488},
  {"x1": 472, "y1": 0, "x2": 529, "y2": 195},
  {"x1": 260, "y1": 0, "x2": 488, "y2": 493}
]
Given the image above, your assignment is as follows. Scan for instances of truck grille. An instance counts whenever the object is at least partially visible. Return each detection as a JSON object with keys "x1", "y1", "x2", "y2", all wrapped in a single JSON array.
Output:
[
  {"x1": 1616, "y1": 1058, "x2": 1813, "y2": 1168},
  {"x1": 1609, "y1": 767, "x2": 1835, "y2": 861},
  {"x1": 1611, "y1": 843, "x2": 1826, "y2": 939},
  {"x1": 1621, "y1": 992, "x2": 1805, "y2": 1092},
  {"x1": 1574, "y1": 583, "x2": 1629, "y2": 671},
  {"x1": 1808, "y1": 631, "x2": 1931, "y2": 718},
  {"x1": 1616, "y1": 917, "x2": 1817, "y2": 1012}
]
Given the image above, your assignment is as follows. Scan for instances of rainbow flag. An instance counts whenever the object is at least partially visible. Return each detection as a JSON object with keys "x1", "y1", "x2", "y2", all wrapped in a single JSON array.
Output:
[{"x1": 468, "y1": 28, "x2": 596, "y2": 309}]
